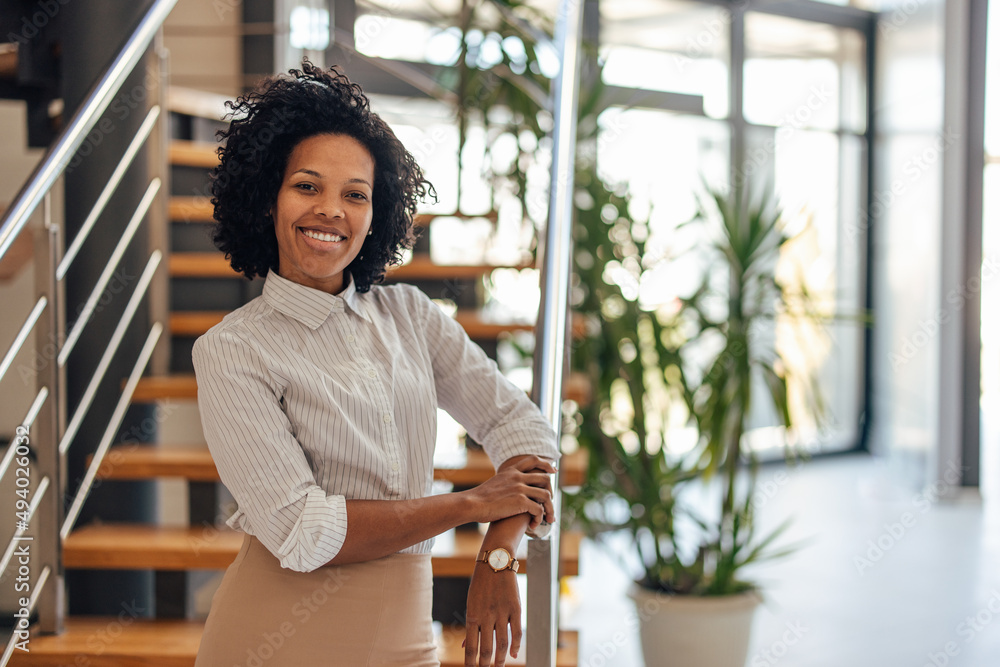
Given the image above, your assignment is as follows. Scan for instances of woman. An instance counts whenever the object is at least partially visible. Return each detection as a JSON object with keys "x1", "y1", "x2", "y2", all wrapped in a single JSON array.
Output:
[{"x1": 192, "y1": 62, "x2": 560, "y2": 667}]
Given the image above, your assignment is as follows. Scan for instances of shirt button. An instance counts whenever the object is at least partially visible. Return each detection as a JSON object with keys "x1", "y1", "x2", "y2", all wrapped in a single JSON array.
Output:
[
  {"x1": 346, "y1": 335, "x2": 356, "y2": 343},
  {"x1": 368, "y1": 369, "x2": 377, "y2": 379},
  {"x1": 383, "y1": 413, "x2": 392, "y2": 424},
  {"x1": 391, "y1": 461, "x2": 400, "y2": 472}
]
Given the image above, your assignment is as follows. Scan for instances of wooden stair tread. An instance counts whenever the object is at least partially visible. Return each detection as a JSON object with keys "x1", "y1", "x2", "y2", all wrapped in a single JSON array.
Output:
[
  {"x1": 8, "y1": 619, "x2": 577, "y2": 667},
  {"x1": 169, "y1": 140, "x2": 218, "y2": 169},
  {"x1": 7, "y1": 618, "x2": 204, "y2": 666},
  {"x1": 169, "y1": 251, "x2": 533, "y2": 281},
  {"x1": 63, "y1": 524, "x2": 581, "y2": 576},
  {"x1": 0, "y1": 45, "x2": 18, "y2": 79},
  {"x1": 94, "y1": 445, "x2": 587, "y2": 486},
  {"x1": 94, "y1": 446, "x2": 219, "y2": 481},
  {"x1": 131, "y1": 372, "x2": 591, "y2": 405},
  {"x1": 132, "y1": 375, "x2": 198, "y2": 401},
  {"x1": 64, "y1": 524, "x2": 244, "y2": 570},
  {"x1": 169, "y1": 196, "x2": 214, "y2": 223}
]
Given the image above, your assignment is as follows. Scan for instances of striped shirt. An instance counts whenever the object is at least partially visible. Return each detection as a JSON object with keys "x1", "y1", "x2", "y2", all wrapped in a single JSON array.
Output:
[{"x1": 192, "y1": 270, "x2": 560, "y2": 573}]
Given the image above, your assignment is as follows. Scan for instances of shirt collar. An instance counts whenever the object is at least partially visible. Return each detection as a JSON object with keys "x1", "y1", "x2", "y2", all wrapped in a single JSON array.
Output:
[{"x1": 262, "y1": 270, "x2": 371, "y2": 329}]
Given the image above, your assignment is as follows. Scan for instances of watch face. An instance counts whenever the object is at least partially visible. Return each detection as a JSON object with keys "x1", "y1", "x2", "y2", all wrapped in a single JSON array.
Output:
[{"x1": 488, "y1": 549, "x2": 511, "y2": 570}]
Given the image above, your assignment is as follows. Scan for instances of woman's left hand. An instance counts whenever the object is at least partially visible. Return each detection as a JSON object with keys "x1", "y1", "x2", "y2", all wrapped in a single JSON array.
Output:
[{"x1": 464, "y1": 561, "x2": 521, "y2": 667}]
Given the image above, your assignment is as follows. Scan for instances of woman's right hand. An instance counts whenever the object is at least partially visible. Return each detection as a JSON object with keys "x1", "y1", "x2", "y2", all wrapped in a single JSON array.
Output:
[{"x1": 461, "y1": 455, "x2": 556, "y2": 529}]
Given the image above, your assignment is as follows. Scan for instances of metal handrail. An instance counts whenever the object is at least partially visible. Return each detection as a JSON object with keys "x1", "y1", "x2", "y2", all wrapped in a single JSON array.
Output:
[
  {"x1": 526, "y1": 0, "x2": 584, "y2": 664},
  {"x1": 0, "y1": 0, "x2": 176, "y2": 263}
]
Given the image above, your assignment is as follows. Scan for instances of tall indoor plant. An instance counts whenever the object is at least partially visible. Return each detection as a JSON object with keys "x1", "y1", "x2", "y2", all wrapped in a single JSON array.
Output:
[{"x1": 564, "y1": 179, "x2": 825, "y2": 666}]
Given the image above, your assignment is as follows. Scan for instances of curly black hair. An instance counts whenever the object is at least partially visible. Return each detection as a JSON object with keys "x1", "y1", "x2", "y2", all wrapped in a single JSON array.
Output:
[{"x1": 210, "y1": 61, "x2": 435, "y2": 292}]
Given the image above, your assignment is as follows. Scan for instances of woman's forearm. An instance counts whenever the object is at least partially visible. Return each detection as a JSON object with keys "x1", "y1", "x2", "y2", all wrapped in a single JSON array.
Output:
[
  {"x1": 325, "y1": 455, "x2": 556, "y2": 566},
  {"x1": 328, "y1": 493, "x2": 474, "y2": 565},
  {"x1": 480, "y1": 513, "x2": 532, "y2": 555}
]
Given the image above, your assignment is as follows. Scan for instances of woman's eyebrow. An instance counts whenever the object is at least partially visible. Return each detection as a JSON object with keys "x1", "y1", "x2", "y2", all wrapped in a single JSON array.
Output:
[{"x1": 291, "y1": 169, "x2": 371, "y2": 188}]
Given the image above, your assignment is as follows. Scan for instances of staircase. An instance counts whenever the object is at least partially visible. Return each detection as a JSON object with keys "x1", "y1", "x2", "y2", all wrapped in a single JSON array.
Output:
[{"x1": 5, "y1": 80, "x2": 585, "y2": 664}]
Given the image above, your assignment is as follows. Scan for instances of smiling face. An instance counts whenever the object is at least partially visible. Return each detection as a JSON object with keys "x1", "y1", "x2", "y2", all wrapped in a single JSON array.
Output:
[{"x1": 272, "y1": 133, "x2": 375, "y2": 294}]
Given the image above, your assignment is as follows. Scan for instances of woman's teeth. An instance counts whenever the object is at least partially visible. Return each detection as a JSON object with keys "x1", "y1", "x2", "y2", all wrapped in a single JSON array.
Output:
[{"x1": 302, "y1": 229, "x2": 345, "y2": 243}]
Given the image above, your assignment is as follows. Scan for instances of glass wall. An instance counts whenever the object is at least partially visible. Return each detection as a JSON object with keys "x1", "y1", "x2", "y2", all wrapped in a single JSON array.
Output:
[{"x1": 597, "y1": 0, "x2": 872, "y2": 457}]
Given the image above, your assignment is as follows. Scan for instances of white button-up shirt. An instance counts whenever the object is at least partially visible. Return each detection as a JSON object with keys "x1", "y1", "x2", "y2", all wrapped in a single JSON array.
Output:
[{"x1": 193, "y1": 270, "x2": 560, "y2": 572}]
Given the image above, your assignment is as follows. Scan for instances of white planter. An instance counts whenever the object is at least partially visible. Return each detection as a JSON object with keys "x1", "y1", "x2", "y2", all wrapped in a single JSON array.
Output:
[{"x1": 627, "y1": 585, "x2": 761, "y2": 667}]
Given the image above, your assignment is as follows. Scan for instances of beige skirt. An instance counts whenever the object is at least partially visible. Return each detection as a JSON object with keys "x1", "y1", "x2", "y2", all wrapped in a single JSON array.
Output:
[{"x1": 195, "y1": 534, "x2": 439, "y2": 666}]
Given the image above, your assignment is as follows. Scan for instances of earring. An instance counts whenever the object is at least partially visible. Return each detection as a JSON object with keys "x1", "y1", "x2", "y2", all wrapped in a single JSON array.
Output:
[{"x1": 367, "y1": 230, "x2": 373, "y2": 236}]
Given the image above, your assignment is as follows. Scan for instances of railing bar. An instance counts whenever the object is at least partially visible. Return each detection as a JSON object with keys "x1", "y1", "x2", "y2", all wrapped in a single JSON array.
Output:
[
  {"x1": 27, "y1": 564, "x2": 51, "y2": 620},
  {"x1": 0, "y1": 564, "x2": 51, "y2": 666},
  {"x1": 0, "y1": 297, "x2": 47, "y2": 385},
  {"x1": 0, "y1": 444, "x2": 18, "y2": 492},
  {"x1": 59, "y1": 250, "x2": 162, "y2": 455},
  {"x1": 61, "y1": 323, "x2": 162, "y2": 539},
  {"x1": 57, "y1": 106, "x2": 161, "y2": 281},
  {"x1": 0, "y1": 476, "x2": 50, "y2": 579},
  {"x1": 0, "y1": 0, "x2": 177, "y2": 264},
  {"x1": 22, "y1": 388, "x2": 49, "y2": 433},
  {"x1": 58, "y1": 179, "x2": 161, "y2": 367},
  {"x1": 0, "y1": 389, "x2": 51, "y2": 487}
]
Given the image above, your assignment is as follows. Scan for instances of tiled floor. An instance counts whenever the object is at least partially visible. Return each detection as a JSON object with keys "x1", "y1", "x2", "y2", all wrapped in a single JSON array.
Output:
[{"x1": 564, "y1": 443, "x2": 1000, "y2": 666}]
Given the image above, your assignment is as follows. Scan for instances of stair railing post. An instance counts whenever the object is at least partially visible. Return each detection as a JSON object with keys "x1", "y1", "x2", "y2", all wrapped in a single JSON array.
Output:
[
  {"x1": 148, "y1": 28, "x2": 171, "y2": 376},
  {"x1": 35, "y1": 192, "x2": 66, "y2": 634},
  {"x1": 527, "y1": 0, "x2": 584, "y2": 664}
]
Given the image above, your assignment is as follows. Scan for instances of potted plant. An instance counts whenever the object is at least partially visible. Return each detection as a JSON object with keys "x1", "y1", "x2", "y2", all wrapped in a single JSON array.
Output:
[
  {"x1": 563, "y1": 177, "x2": 824, "y2": 667},
  {"x1": 430, "y1": 4, "x2": 826, "y2": 663}
]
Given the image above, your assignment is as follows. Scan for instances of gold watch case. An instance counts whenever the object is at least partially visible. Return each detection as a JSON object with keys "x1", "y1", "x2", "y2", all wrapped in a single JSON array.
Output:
[{"x1": 477, "y1": 547, "x2": 520, "y2": 573}]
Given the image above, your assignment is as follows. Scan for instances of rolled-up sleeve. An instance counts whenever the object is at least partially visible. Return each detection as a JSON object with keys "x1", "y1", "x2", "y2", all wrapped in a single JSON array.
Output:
[
  {"x1": 414, "y1": 287, "x2": 561, "y2": 469},
  {"x1": 193, "y1": 327, "x2": 347, "y2": 572}
]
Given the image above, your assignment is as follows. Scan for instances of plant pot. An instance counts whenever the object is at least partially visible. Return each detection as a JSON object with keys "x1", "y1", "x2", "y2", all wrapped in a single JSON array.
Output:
[{"x1": 627, "y1": 584, "x2": 761, "y2": 667}]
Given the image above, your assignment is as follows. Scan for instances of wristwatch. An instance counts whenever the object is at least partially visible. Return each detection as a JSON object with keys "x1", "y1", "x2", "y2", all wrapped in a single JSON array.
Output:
[{"x1": 476, "y1": 547, "x2": 520, "y2": 573}]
